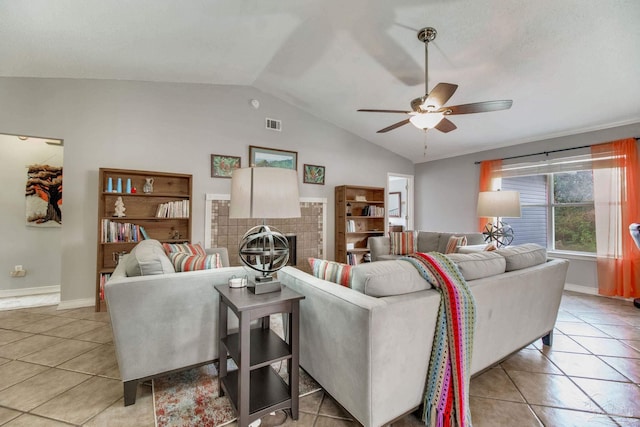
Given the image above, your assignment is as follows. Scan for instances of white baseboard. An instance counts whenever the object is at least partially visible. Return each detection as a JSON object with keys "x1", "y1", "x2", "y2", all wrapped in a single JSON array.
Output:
[
  {"x1": 0, "y1": 285, "x2": 60, "y2": 298},
  {"x1": 57, "y1": 298, "x2": 95, "y2": 310},
  {"x1": 564, "y1": 282, "x2": 600, "y2": 296}
]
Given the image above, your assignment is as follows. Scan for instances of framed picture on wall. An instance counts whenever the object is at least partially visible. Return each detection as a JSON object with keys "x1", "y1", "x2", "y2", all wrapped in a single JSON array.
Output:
[
  {"x1": 211, "y1": 154, "x2": 241, "y2": 178},
  {"x1": 303, "y1": 164, "x2": 325, "y2": 185},
  {"x1": 249, "y1": 145, "x2": 297, "y2": 170}
]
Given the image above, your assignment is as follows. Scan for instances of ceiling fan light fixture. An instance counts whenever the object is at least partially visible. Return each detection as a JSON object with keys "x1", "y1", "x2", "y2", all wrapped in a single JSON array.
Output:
[{"x1": 409, "y1": 112, "x2": 444, "y2": 130}]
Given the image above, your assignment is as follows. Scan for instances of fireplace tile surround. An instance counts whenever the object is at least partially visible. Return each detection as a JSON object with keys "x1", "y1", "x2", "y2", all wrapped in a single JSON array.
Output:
[{"x1": 206, "y1": 196, "x2": 327, "y2": 274}]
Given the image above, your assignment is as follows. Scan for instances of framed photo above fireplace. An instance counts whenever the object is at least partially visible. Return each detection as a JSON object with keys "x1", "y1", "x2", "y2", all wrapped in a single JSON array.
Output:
[
  {"x1": 211, "y1": 154, "x2": 241, "y2": 178},
  {"x1": 303, "y1": 164, "x2": 325, "y2": 185},
  {"x1": 249, "y1": 145, "x2": 297, "y2": 170}
]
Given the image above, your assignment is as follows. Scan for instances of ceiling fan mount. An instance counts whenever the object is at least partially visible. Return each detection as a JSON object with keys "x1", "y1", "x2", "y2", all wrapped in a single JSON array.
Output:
[{"x1": 358, "y1": 26, "x2": 512, "y2": 134}]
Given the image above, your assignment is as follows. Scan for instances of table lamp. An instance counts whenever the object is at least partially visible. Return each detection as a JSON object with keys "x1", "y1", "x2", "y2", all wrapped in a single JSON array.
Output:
[
  {"x1": 477, "y1": 190, "x2": 521, "y2": 248},
  {"x1": 230, "y1": 167, "x2": 300, "y2": 294}
]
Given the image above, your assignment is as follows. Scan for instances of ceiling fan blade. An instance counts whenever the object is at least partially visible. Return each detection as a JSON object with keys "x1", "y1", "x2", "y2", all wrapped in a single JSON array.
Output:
[
  {"x1": 424, "y1": 83, "x2": 458, "y2": 108},
  {"x1": 358, "y1": 109, "x2": 410, "y2": 114},
  {"x1": 434, "y1": 118, "x2": 457, "y2": 133},
  {"x1": 377, "y1": 119, "x2": 411, "y2": 133},
  {"x1": 442, "y1": 100, "x2": 513, "y2": 115}
]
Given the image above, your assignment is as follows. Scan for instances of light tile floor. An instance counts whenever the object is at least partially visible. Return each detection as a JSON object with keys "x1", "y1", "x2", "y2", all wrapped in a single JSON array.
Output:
[{"x1": 0, "y1": 291, "x2": 639, "y2": 426}]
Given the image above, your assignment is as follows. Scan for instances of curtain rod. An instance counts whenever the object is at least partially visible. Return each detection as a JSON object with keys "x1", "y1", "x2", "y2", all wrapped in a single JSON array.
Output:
[{"x1": 474, "y1": 137, "x2": 640, "y2": 165}]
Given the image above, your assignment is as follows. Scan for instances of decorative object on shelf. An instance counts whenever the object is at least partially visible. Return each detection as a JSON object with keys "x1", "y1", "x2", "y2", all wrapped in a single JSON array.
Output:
[
  {"x1": 114, "y1": 196, "x2": 126, "y2": 217},
  {"x1": 477, "y1": 190, "x2": 521, "y2": 248},
  {"x1": 211, "y1": 154, "x2": 241, "y2": 178},
  {"x1": 107, "y1": 177, "x2": 113, "y2": 193},
  {"x1": 25, "y1": 164, "x2": 63, "y2": 227},
  {"x1": 230, "y1": 167, "x2": 300, "y2": 294},
  {"x1": 169, "y1": 229, "x2": 181, "y2": 240},
  {"x1": 303, "y1": 164, "x2": 325, "y2": 185},
  {"x1": 346, "y1": 202, "x2": 352, "y2": 216},
  {"x1": 126, "y1": 178, "x2": 132, "y2": 193},
  {"x1": 117, "y1": 178, "x2": 123, "y2": 193},
  {"x1": 131, "y1": 186, "x2": 137, "y2": 193},
  {"x1": 249, "y1": 145, "x2": 298, "y2": 170},
  {"x1": 355, "y1": 195, "x2": 367, "y2": 202},
  {"x1": 112, "y1": 250, "x2": 127, "y2": 265},
  {"x1": 143, "y1": 177, "x2": 154, "y2": 193}
]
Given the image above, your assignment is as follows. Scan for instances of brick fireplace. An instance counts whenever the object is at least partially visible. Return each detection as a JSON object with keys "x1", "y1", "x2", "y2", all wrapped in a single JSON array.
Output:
[{"x1": 205, "y1": 195, "x2": 327, "y2": 274}]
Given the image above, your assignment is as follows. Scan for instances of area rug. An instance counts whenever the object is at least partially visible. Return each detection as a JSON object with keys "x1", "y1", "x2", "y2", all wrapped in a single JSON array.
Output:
[{"x1": 153, "y1": 361, "x2": 321, "y2": 427}]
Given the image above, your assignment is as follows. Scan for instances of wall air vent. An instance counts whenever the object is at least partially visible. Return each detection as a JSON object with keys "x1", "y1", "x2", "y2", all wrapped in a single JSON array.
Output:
[{"x1": 265, "y1": 118, "x2": 282, "y2": 132}]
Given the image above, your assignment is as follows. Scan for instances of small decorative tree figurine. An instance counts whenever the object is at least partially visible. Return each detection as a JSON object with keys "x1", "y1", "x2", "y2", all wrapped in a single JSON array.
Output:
[{"x1": 114, "y1": 196, "x2": 126, "y2": 217}]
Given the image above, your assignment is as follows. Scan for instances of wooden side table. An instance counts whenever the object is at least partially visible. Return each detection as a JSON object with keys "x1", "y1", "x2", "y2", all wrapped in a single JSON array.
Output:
[{"x1": 215, "y1": 284, "x2": 305, "y2": 427}]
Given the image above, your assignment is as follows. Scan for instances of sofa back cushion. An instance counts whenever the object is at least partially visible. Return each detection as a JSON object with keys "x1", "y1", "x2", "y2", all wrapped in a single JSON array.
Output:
[
  {"x1": 417, "y1": 232, "x2": 441, "y2": 252},
  {"x1": 308, "y1": 258, "x2": 353, "y2": 287},
  {"x1": 445, "y1": 251, "x2": 506, "y2": 281},
  {"x1": 389, "y1": 231, "x2": 418, "y2": 255},
  {"x1": 351, "y1": 260, "x2": 432, "y2": 297},
  {"x1": 497, "y1": 243, "x2": 547, "y2": 271},
  {"x1": 125, "y1": 239, "x2": 175, "y2": 277}
]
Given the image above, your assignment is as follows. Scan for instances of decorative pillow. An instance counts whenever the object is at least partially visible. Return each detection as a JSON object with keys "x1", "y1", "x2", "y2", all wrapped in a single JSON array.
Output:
[
  {"x1": 484, "y1": 243, "x2": 497, "y2": 251},
  {"x1": 308, "y1": 258, "x2": 353, "y2": 288},
  {"x1": 445, "y1": 235, "x2": 468, "y2": 254},
  {"x1": 390, "y1": 231, "x2": 418, "y2": 255},
  {"x1": 162, "y1": 242, "x2": 206, "y2": 256},
  {"x1": 125, "y1": 239, "x2": 176, "y2": 277},
  {"x1": 169, "y1": 252, "x2": 221, "y2": 272}
]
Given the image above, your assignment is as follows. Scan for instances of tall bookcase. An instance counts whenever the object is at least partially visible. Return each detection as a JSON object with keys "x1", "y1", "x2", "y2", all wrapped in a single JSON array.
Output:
[
  {"x1": 96, "y1": 168, "x2": 193, "y2": 312},
  {"x1": 335, "y1": 185, "x2": 385, "y2": 265}
]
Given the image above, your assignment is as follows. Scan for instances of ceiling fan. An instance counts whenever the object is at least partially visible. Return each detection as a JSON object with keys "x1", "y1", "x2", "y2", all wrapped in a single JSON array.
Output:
[{"x1": 358, "y1": 27, "x2": 513, "y2": 134}]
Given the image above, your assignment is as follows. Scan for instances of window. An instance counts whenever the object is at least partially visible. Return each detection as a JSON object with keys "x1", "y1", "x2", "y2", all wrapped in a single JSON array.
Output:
[{"x1": 502, "y1": 168, "x2": 596, "y2": 254}]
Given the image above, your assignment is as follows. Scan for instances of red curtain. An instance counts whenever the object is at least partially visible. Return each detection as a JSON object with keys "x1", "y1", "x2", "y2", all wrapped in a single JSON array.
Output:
[
  {"x1": 591, "y1": 138, "x2": 640, "y2": 298},
  {"x1": 477, "y1": 159, "x2": 502, "y2": 232}
]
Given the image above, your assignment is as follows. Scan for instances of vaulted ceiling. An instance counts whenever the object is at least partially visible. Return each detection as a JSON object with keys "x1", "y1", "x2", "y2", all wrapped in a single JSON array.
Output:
[{"x1": 2, "y1": 0, "x2": 639, "y2": 162}]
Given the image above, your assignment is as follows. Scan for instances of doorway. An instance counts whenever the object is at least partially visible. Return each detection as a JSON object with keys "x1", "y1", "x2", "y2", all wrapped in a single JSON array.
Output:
[{"x1": 387, "y1": 173, "x2": 414, "y2": 232}]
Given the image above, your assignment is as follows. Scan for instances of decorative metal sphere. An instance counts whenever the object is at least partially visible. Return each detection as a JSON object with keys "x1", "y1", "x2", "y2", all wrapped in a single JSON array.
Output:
[
  {"x1": 238, "y1": 225, "x2": 290, "y2": 275},
  {"x1": 482, "y1": 221, "x2": 514, "y2": 248}
]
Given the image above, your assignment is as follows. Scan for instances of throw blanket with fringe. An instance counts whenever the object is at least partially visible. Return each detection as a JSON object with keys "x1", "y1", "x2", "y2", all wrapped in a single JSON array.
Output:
[{"x1": 403, "y1": 252, "x2": 476, "y2": 427}]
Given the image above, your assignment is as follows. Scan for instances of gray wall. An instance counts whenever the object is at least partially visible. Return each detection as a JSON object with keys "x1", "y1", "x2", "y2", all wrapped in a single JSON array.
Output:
[
  {"x1": 415, "y1": 122, "x2": 640, "y2": 290},
  {"x1": 0, "y1": 135, "x2": 62, "y2": 292},
  {"x1": 0, "y1": 77, "x2": 414, "y2": 306}
]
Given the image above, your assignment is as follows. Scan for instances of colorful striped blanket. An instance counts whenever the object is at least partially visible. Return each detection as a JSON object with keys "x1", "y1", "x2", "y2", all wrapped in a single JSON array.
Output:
[{"x1": 402, "y1": 252, "x2": 476, "y2": 427}]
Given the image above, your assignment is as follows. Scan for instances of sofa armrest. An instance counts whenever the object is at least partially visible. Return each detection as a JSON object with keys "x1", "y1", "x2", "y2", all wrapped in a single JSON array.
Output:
[
  {"x1": 368, "y1": 236, "x2": 390, "y2": 261},
  {"x1": 105, "y1": 266, "x2": 247, "y2": 382},
  {"x1": 278, "y1": 266, "x2": 439, "y2": 426}
]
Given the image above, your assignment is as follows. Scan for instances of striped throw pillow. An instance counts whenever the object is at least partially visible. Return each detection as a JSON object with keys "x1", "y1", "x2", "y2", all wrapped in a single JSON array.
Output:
[
  {"x1": 445, "y1": 235, "x2": 468, "y2": 254},
  {"x1": 389, "y1": 231, "x2": 417, "y2": 255},
  {"x1": 162, "y1": 242, "x2": 206, "y2": 256},
  {"x1": 169, "y1": 252, "x2": 221, "y2": 272},
  {"x1": 308, "y1": 258, "x2": 353, "y2": 288}
]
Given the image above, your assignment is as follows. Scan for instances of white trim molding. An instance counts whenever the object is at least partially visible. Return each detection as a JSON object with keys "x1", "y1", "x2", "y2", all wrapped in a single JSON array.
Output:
[
  {"x1": 0, "y1": 285, "x2": 60, "y2": 298},
  {"x1": 57, "y1": 298, "x2": 95, "y2": 311}
]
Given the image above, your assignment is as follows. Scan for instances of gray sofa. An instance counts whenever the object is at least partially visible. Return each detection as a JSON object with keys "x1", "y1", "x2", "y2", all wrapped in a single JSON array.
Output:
[
  {"x1": 278, "y1": 244, "x2": 569, "y2": 427},
  {"x1": 105, "y1": 239, "x2": 249, "y2": 405},
  {"x1": 369, "y1": 230, "x2": 486, "y2": 261}
]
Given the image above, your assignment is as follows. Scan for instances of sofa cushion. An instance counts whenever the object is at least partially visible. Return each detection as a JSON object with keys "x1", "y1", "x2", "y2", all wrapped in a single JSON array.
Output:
[
  {"x1": 497, "y1": 243, "x2": 547, "y2": 271},
  {"x1": 445, "y1": 252, "x2": 506, "y2": 281},
  {"x1": 389, "y1": 231, "x2": 417, "y2": 255},
  {"x1": 308, "y1": 258, "x2": 353, "y2": 287},
  {"x1": 444, "y1": 235, "x2": 468, "y2": 254},
  {"x1": 125, "y1": 239, "x2": 175, "y2": 277},
  {"x1": 351, "y1": 260, "x2": 432, "y2": 297},
  {"x1": 162, "y1": 242, "x2": 206, "y2": 256},
  {"x1": 168, "y1": 252, "x2": 222, "y2": 272},
  {"x1": 417, "y1": 232, "x2": 441, "y2": 252}
]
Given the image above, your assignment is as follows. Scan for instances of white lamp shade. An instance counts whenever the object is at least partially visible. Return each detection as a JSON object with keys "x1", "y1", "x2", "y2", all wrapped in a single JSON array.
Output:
[
  {"x1": 409, "y1": 112, "x2": 444, "y2": 129},
  {"x1": 229, "y1": 167, "x2": 301, "y2": 219},
  {"x1": 477, "y1": 190, "x2": 521, "y2": 218}
]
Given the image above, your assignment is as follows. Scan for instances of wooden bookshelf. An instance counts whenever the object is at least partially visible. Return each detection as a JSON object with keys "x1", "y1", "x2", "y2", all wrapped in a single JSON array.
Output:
[
  {"x1": 335, "y1": 185, "x2": 385, "y2": 265},
  {"x1": 95, "y1": 168, "x2": 192, "y2": 311}
]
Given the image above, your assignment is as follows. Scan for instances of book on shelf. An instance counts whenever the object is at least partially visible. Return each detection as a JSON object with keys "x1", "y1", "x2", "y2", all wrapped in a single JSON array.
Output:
[
  {"x1": 346, "y1": 219, "x2": 356, "y2": 232},
  {"x1": 99, "y1": 273, "x2": 111, "y2": 301},
  {"x1": 155, "y1": 200, "x2": 189, "y2": 218},
  {"x1": 101, "y1": 219, "x2": 146, "y2": 243}
]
